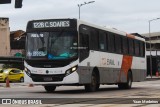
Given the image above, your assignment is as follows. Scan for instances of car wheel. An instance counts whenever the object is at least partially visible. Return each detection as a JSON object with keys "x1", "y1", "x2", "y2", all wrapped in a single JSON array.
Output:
[{"x1": 20, "y1": 77, "x2": 24, "y2": 82}]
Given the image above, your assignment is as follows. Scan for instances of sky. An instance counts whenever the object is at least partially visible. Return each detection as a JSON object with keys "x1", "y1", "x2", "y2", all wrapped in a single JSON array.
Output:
[{"x1": 1, "y1": 0, "x2": 160, "y2": 34}]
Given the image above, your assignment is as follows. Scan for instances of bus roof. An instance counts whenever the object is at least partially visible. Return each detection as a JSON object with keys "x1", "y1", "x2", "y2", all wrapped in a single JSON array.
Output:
[
  {"x1": 77, "y1": 19, "x2": 127, "y2": 36},
  {"x1": 77, "y1": 19, "x2": 145, "y2": 41}
]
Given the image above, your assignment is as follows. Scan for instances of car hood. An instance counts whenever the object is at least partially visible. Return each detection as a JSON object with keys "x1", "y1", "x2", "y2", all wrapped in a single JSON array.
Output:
[
  {"x1": 0, "y1": 73, "x2": 4, "y2": 76},
  {"x1": 0, "y1": 73, "x2": 8, "y2": 76}
]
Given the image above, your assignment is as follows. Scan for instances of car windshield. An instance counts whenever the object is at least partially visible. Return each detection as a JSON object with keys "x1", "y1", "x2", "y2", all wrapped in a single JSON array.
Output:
[
  {"x1": 2, "y1": 69, "x2": 9, "y2": 74},
  {"x1": 26, "y1": 31, "x2": 78, "y2": 60}
]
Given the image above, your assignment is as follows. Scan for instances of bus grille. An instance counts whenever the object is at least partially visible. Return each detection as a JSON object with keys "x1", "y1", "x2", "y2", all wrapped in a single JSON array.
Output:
[{"x1": 31, "y1": 74, "x2": 65, "y2": 82}]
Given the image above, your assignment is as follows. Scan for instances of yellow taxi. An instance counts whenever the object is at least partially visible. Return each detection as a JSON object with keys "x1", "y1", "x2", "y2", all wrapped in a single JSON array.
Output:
[{"x1": 0, "y1": 68, "x2": 24, "y2": 82}]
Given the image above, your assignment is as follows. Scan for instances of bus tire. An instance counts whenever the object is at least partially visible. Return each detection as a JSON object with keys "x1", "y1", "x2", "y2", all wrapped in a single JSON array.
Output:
[
  {"x1": 44, "y1": 86, "x2": 56, "y2": 92},
  {"x1": 85, "y1": 71, "x2": 100, "y2": 92},
  {"x1": 118, "y1": 71, "x2": 132, "y2": 89}
]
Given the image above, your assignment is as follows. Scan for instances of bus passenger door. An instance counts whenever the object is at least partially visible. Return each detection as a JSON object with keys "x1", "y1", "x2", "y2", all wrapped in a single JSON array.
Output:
[{"x1": 78, "y1": 25, "x2": 91, "y2": 84}]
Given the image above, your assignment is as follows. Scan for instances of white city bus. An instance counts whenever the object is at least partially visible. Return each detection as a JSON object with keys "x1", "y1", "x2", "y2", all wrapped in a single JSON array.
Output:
[{"x1": 24, "y1": 18, "x2": 146, "y2": 92}]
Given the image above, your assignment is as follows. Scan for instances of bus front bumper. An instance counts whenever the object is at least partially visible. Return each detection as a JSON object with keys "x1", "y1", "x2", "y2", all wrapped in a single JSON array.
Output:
[{"x1": 24, "y1": 71, "x2": 79, "y2": 85}]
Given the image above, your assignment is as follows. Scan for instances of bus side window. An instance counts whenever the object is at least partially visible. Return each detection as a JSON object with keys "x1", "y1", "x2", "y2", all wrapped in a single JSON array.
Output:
[
  {"x1": 128, "y1": 38, "x2": 134, "y2": 55},
  {"x1": 79, "y1": 25, "x2": 90, "y2": 62},
  {"x1": 140, "y1": 41, "x2": 145, "y2": 57},
  {"x1": 99, "y1": 31, "x2": 107, "y2": 51},
  {"x1": 115, "y1": 35, "x2": 122, "y2": 54},
  {"x1": 90, "y1": 28, "x2": 99, "y2": 51},
  {"x1": 143, "y1": 42, "x2": 145, "y2": 57},
  {"x1": 134, "y1": 40, "x2": 140, "y2": 56},
  {"x1": 122, "y1": 37, "x2": 128, "y2": 55},
  {"x1": 108, "y1": 33, "x2": 115, "y2": 53}
]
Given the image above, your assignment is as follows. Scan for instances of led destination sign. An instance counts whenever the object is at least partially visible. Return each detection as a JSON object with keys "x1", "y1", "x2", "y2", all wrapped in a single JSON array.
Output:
[
  {"x1": 33, "y1": 20, "x2": 70, "y2": 28},
  {"x1": 27, "y1": 19, "x2": 77, "y2": 32}
]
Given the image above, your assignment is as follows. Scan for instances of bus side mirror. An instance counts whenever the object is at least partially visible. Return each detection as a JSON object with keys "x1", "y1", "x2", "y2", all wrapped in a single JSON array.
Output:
[{"x1": 15, "y1": 0, "x2": 23, "y2": 8}]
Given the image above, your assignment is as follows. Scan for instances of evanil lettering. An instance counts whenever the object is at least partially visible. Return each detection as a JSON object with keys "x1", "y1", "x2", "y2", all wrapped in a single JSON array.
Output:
[{"x1": 33, "y1": 21, "x2": 70, "y2": 28}]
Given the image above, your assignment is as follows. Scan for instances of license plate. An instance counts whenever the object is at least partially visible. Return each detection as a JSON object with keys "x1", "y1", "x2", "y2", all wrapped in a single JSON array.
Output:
[{"x1": 43, "y1": 77, "x2": 52, "y2": 81}]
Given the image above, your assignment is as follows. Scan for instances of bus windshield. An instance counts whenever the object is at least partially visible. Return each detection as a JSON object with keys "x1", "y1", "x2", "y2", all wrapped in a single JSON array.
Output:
[{"x1": 26, "y1": 31, "x2": 78, "y2": 60}]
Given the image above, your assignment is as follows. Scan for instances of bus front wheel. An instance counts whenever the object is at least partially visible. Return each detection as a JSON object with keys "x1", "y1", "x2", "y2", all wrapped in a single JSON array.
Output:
[
  {"x1": 44, "y1": 86, "x2": 56, "y2": 92},
  {"x1": 85, "y1": 72, "x2": 100, "y2": 92}
]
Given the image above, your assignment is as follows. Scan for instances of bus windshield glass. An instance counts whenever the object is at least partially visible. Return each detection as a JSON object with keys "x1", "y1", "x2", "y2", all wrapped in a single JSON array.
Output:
[{"x1": 26, "y1": 31, "x2": 78, "y2": 60}]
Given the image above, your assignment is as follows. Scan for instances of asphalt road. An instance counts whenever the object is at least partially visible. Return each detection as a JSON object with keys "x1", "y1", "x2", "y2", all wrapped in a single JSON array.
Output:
[{"x1": 1, "y1": 79, "x2": 160, "y2": 107}]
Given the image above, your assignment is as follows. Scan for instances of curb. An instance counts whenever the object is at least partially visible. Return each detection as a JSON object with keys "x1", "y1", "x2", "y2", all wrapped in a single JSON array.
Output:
[
  {"x1": 146, "y1": 76, "x2": 160, "y2": 81},
  {"x1": 146, "y1": 78, "x2": 160, "y2": 81}
]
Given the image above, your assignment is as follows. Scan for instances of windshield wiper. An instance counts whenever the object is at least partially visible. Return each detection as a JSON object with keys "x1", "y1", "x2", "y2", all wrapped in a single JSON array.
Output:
[{"x1": 37, "y1": 32, "x2": 45, "y2": 45}]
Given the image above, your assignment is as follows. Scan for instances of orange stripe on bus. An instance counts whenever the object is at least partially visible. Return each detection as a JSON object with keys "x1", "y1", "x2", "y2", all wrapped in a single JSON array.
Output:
[
  {"x1": 119, "y1": 34, "x2": 135, "y2": 82},
  {"x1": 126, "y1": 34, "x2": 135, "y2": 39},
  {"x1": 121, "y1": 55, "x2": 133, "y2": 76}
]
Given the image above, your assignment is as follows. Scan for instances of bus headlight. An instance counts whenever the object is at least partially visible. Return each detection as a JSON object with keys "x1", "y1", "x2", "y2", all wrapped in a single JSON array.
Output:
[
  {"x1": 24, "y1": 67, "x2": 31, "y2": 77},
  {"x1": 65, "y1": 65, "x2": 78, "y2": 76}
]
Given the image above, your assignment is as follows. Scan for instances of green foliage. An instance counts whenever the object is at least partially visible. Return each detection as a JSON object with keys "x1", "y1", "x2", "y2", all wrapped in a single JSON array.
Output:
[{"x1": 2, "y1": 64, "x2": 12, "y2": 69}]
